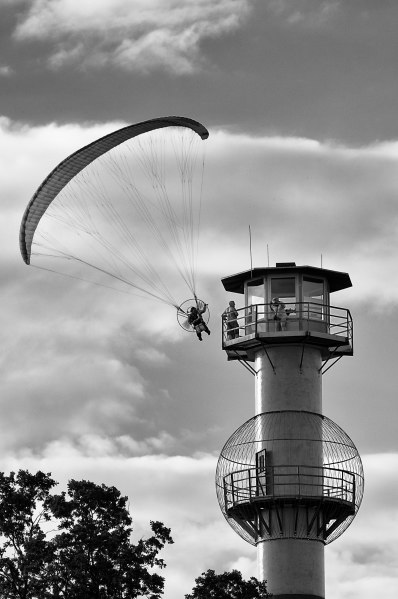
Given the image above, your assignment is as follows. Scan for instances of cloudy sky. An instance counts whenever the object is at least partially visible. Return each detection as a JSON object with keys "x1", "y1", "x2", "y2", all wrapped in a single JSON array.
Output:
[{"x1": 1, "y1": 1, "x2": 398, "y2": 598}]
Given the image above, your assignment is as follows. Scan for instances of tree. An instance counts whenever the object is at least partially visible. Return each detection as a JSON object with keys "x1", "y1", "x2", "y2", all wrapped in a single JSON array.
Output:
[
  {"x1": 185, "y1": 569, "x2": 270, "y2": 599},
  {"x1": 47, "y1": 479, "x2": 173, "y2": 598},
  {"x1": 0, "y1": 470, "x2": 173, "y2": 599},
  {"x1": 0, "y1": 470, "x2": 57, "y2": 599}
]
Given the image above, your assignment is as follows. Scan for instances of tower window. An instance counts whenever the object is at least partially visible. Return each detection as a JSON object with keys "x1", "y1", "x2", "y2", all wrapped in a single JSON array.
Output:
[
  {"x1": 247, "y1": 278, "x2": 264, "y2": 306},
  {"x1": 303, "y1": 276, "x2": 324, "y2": 319},
  {"x1": 270, "y1": 277, "x2": 296, "y2": 310}
]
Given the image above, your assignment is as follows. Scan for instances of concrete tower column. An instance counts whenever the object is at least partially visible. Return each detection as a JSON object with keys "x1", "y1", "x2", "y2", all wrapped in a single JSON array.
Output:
[
  {"x1": 255, "y1": 345, "x2": 322, "y2": 415},
  {"x1": 257, "y1": 540, "x2": 325, "y2": 599},
  {"x1": 255, "y1": 345, "x2": 325, "y2": 599}
]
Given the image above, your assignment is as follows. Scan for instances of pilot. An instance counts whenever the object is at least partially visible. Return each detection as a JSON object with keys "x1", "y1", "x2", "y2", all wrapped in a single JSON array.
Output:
[{"x1": 188, "y1": 304, "x2": 210, "y2": 341}]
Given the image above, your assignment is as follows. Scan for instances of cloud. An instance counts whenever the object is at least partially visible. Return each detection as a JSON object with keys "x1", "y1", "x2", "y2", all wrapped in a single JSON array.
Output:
[
  {"x1": 13, "y1": 0, "x2": 251, "y2": 74},
  {"x1": 0, "y1": 116, "x2": 120, "y2": 214},
  {"x1": 0, "y1": 258, "x2": 185, "y2": 454},
  {"x1": 7, "y1": 119, "x2": 398, "y2": 308},
  {"x1": 0, "y1": 65, "x2": 13, "y2": 76},
  {"x1": 326, "y1": 453, "x2": 398, "y2": 599},
  {"x1": 267, "y1": 0, "x2": 342, "y2": 28},
  {"x1": 0, "y1": 311, "x2": 148, "y2": 451},
  {"x1": 202, "y1": 131, "x2": 398, "y2": 305},
  {"x1": 16, "y1": 432, "x2": 180, "y2": 460},
  {"x1": 2, "y1": 117, "x2": 398, "y2": 461}
]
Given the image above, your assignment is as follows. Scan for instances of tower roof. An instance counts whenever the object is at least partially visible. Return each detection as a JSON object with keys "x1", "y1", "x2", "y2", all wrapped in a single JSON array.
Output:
[{"x1": 221, "y1": 264, "x2": 352, "y2": 294}]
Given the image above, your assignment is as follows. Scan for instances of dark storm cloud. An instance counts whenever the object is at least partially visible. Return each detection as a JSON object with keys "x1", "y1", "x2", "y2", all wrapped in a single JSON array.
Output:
[
  {"x1": 1, "y1": 1, "x2": 398, "y2": 144},
  {"x1": 13, "y1": 0, "x2": 251, "y2": 73}
]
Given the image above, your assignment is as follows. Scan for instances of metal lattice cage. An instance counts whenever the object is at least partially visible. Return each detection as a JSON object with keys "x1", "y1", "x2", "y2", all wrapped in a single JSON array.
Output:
[{"x1": 215, "y1": 411, "x2": 364, "y2": 545}]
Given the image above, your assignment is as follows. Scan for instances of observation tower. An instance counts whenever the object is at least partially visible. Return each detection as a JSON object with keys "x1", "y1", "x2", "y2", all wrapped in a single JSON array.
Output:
[{"x1": 216, "y1": 262, "x2": 364, "y2": 599}]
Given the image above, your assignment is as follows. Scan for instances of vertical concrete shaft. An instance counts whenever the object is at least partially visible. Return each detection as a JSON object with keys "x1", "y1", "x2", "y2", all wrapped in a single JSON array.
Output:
[
  {"x1": 255, "y1": 344, "x2": 325, "y2": 599},
  {"x1": 258, "y1": 540, "x2": 325, "y2": 599},
  {"x1": 255, "y1": 345, "x2": 322, "y2": 415}
]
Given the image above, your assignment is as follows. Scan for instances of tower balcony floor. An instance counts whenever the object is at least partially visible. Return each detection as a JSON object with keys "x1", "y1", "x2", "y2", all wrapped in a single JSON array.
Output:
[
  {"x1": 222, "y1": 464, "x2": 357, "y2": 543},
  {"x1": 227, "y1": 495, "x2": 355, "y2": 543}
]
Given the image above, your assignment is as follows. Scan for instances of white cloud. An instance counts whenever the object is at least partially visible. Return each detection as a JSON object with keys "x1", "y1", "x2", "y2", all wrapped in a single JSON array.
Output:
[
  {"x1": 133, "y1": 346, "x2": 170, "y2": 364},
  {"x1": 326, "y1": 453, "x2": 398, "y2": 599},
  {"x1": 7, "y1": 118, "x2": 398, "y2": 308},
  {"x1": 13, "y1": 0, "x2": 251, "y2": 74},
  {"x1": 2, "y1": 116, "x2": 398, "y2": 461},
  {"x1": 203, "y1": 130, "x2": 398, "y2": 305},
  {"x1": 0, "y1": 65, "x2": 13, "y2": 76},
  {"x1": 0, "y1": 116, "x2": 121, "y2": 215}
]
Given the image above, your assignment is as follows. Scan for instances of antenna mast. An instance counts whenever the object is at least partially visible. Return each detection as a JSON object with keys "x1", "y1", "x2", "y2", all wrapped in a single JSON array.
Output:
[{"x1": 249, "y1": 225, "x2": 253, "y2": 276}]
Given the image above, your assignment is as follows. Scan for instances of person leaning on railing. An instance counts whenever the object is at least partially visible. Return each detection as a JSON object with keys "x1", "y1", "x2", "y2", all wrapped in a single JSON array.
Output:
[{"x1": 223, "y1": 300, "x2": 239, "y2": 339}]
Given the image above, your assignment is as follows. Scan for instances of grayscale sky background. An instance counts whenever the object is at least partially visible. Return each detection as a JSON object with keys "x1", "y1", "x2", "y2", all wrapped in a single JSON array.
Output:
[{"x1": 1, "y1": 1, "x2": 397, "y2": 598}]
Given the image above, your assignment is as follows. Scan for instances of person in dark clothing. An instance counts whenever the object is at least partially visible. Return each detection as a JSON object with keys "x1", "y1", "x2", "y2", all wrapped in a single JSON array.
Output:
[
  {"x1": 223, "y1": 300, "x2": 239, "y2": 339},
  {"x1": 188, "y1": 304, "x2": 210, "y2": 341},
  {"x1": 270, "y1": 297, "x2": 288, "y2": 331}
]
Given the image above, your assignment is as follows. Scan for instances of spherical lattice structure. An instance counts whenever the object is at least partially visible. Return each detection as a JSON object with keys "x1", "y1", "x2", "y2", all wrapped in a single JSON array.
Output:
[{"x1": 216, "y1": 411, "x2": 364, "y2": 546}]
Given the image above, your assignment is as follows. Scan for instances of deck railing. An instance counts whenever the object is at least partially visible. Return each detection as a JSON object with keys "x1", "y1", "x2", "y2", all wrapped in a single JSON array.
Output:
[
  {"x1": 223, "y1": 465, "x2": 356, "y2": 511},
  {"x1": 222, "y1": 301, "x2": 352, "y2": 345}
]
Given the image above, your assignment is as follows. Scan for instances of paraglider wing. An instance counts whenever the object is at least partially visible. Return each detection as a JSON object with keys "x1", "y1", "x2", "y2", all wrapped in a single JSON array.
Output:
[{"x1": 19, "y1": 116, "x2": 209, "y2": 265}]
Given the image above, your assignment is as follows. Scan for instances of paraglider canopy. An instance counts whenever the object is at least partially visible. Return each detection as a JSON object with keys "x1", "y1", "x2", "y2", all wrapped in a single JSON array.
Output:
[
  {"x1": 19, "y1": 116, "x2": 210, "y2": 316},
  {"x1": 20, "y1": 116, "x2": 208, "y2": 265}
]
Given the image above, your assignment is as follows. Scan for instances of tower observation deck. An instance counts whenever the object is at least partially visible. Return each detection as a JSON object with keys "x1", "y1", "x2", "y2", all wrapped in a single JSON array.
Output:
[
  {"x1": 216, "y1": 262, "x2": 364, "y2": 599},
  {"x1": 221, "y1": 263, "x2": 353, "y2": 367}
]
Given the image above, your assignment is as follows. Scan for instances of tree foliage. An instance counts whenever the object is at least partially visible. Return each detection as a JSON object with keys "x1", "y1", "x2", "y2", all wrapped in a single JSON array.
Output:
[
  {"x1": 0, "y1": 470, "x2": 173, "y2": 599},
  {"x1": 0, "y1": 470, "x2": 57, "y2": 599},
  {"x1": 185, "y1": 569, "x2": 270, "y2": 599}
]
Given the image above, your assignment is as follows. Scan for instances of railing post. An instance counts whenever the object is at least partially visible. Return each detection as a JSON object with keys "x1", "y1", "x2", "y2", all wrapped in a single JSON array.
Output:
[
  {"x1": 352, "y1": 474, "x2": 356, "y2": 506},
  {"x1": 224, "y1": 476, "x2": 229, "y2": 510},
  {"x1": 297, "y1": 465, "x2": 301, "y2": 497}
]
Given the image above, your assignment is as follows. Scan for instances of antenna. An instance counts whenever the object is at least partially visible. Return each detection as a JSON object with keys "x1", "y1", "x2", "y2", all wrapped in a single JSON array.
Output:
[
  {"x1": 267, "y1": 244, "x2": 270, "y2": 267},
  {"x1": 321, "y1": 253, "x2": 323, "y2": 268},
  {"x1": 249, "y1": 225, "x2": 253, "y2": 276}
]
